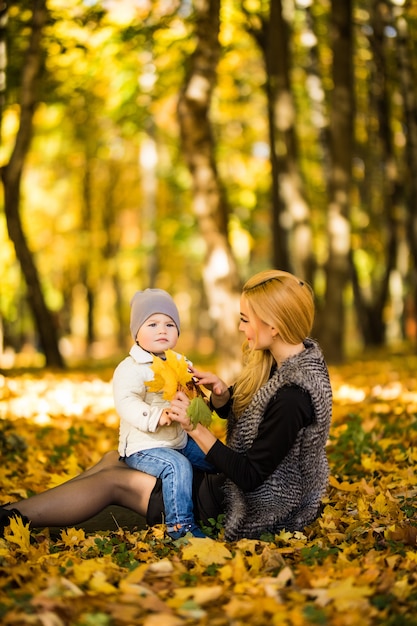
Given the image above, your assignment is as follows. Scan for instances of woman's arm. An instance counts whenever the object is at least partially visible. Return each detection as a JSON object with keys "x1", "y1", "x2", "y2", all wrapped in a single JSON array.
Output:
[
  {"x1": 170, "y1": 386, "x2": 313, "y2": 492},
  {"x1": 209, "y1": 387, "x2": 313, "y2": 490}
]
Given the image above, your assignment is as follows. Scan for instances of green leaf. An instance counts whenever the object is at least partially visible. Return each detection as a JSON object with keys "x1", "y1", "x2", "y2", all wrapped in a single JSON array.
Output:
[{"x1": 187, "y1": 396, "x2": 213, "y2": 428}]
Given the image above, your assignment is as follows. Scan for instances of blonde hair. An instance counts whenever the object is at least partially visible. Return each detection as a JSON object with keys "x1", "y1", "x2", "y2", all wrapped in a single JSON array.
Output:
[{"x1": 233, "y1": 269, "x2": 315, "y2": 416}]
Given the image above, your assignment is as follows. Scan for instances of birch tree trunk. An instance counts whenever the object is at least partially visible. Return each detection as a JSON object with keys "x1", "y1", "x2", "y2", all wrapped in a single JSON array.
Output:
[
  {"x1": 244, "y1": 0, "x2": 314, "y2": 281},
  {"x1": 177, "y1": 0, "x2": 242, "y2": 378}
]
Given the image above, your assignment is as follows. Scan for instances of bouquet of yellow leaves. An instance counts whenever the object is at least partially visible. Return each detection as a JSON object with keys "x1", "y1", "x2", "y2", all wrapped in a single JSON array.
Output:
[{"x1": 145, "y1": 350, "x2": 214, "y2": 429}]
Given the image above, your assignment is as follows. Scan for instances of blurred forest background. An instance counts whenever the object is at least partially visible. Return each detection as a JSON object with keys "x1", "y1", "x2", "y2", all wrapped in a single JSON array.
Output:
[{"x1": 1, "y1": 0, "x2": 417, "y2": 377}]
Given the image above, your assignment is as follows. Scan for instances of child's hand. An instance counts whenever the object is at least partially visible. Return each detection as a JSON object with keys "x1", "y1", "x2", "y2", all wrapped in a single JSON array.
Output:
[
  {"x1": 166, "y1": 391, "x2": 193, "y2": 431},
  {"x1": 159, "y1": 409, "x2": 172, "y2": 426}
]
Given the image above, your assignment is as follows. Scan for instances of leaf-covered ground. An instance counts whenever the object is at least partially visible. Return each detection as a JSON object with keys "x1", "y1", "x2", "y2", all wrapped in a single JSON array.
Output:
[{"x1": 1, "y1": 351, "x2": 417, "y2": 625}]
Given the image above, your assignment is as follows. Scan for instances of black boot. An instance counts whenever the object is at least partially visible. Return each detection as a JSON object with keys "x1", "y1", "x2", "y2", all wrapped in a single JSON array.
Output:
[{"x1": 0, "y1": 505, "x2": 29, "y2": 535}]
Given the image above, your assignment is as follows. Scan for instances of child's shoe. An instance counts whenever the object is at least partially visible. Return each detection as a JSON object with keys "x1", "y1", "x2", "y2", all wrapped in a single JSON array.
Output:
[
  {"x1": 168, "y1": 523, "x2": 207, "y2": 539},
  {"x1": 0, "y1": 505, "x2": 29, "y2": 536}
]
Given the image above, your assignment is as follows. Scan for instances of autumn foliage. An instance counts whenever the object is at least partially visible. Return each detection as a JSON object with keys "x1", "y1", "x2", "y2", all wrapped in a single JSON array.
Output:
[
  {"x1": 1, "y1": 351, "x2": 417, "y2": 625},
  {"x1": 145, "y1": 351, "x2": 214, "y2": 428}
]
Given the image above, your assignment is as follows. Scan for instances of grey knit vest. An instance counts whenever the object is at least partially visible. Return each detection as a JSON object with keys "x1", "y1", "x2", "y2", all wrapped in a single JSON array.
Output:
[{"x1": 224, "y1": 338, "x2": 332, "y2": 541}]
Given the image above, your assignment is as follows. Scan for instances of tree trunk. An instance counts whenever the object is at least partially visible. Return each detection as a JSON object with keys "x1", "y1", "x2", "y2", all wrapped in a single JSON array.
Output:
[
  {"x1": 244, "y1": 0, "x2": 314, "y2": 280},
  {"x1": 263, "y1": 0, "x2": 292, "y2": 272},
  {"x1": 80, "y1": 151, "x2": 96, "y2": 351},
  {"x1": 321, "y1": 0, "x2": 354, "y2": 363},
  {"x1": 265, "y1": 0, "x2": 313, "y2": 279},
  {"x1": 102, "y1": 160, "x2": 125, "y2": 348},
  {"x1": 395, "y1": 8, "x2": 417, "y2": 348},
  {"x1": 0, "y1": 1, "x2": 7, "y2": 133},
  {"x1": 177, "y1": 0, "x2": 242, "y2": 378},
  {"x1": 1, "y1": 0, "x2": 64, "y2": 368},
  {"x1": 352, "y1": 0, "x2": 401, "y2": 347}
]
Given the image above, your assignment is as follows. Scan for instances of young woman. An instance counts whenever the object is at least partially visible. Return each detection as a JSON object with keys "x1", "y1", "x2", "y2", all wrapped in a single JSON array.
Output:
[{"x1": 1, "y1": 270, "x2": 332, "y2": 541}]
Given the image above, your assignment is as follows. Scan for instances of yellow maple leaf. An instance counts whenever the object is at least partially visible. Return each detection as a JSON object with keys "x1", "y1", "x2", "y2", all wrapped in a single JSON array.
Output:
[
  {"x1": 219, "y1": 549, "x2": 249, "y2": 584},
  {"x1": 120, "y1": 562, "x2": 149, "y2": 588},
  {"x1": 146, "y1": 524, "x2": 166, "y2": 540},
  {"x1": 329, "y1": 475, "x2": 361, "y2": 492},
  {"x1": 406, "y1": 550, "x2": 417, "y2": 563},
  {"x1": 327, "y1": 576, "x2": 373, "y2": 609},
  {"x1": 47, "y1": 472, "x2": 75, "y2": 489},
  {"x1": 88, "y1": 570, "x2": 118, "y2": 595},
  {"x1": 72, "y1": 557, "x2": 117, "y2": 585},
  {"x1": 275, "y1": 528, "x2": 294, "y2": 542},
  {"x1": 165, "y1": 350, "x2": 193, "y2": 387},
  {"x1": 60, "y1": 527, "x2": 86, "y2": 547},
  {"x1": 371, "y1": 492, "x2": 390, "y2": 515},
  {"x1": 145, "y1": 350, "x2": 193, "y2": 400},
  {"x1": 145, "y1": 357, "x2": 167, "y2": 395},
  {"x1": 4, "y1": 514, "x2": 31, "y2": 552},
  {"x1": 167, "y1": 584, "x2": 223, "y2": 608},
  {"x1": 181, "y1": 537, "x2": 232, "y2": 567}
]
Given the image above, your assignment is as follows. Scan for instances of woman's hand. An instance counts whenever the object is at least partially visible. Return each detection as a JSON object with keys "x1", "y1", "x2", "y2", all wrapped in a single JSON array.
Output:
[
  {"x1": 190, "y1": 366, "x2": 230, "y2": 408},
  {"x1": 169, "y1": 388, "x2": 219, "y2": 455},
  {"x1": 167, "y1": 390, "x2": 193, "y2": 431},
  {"x1": 170, "y1": 388, "x2": 218, "y2": 454}
]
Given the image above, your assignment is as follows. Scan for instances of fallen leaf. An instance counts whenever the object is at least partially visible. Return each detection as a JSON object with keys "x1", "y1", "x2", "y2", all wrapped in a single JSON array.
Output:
[
  {"x1": 88, "y1": 570, "x2": 118, "y2": 594},
  {"x1": 181, "y1": 538, "x2": 232, "y2": 567},
  {"x1": 4, "y1": 515, "x2": 31, "y2": 552},
  {"x1": 60, "y1": 527, "x2": 86, "y2": 547},
  {"x1": 167, "y1": 584, "x2": 223, "y2": 608}
]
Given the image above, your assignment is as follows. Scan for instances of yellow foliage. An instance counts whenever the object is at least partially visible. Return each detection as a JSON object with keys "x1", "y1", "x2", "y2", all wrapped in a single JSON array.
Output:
[
  {"x1": 167, "y1": 584, "x2": 223, "y2": 608},
  {"x1": 88, "y1": 570, "x2": 118, "y2": 595},
  {"x1": 60, "y1": 527, "x2": 86, "y2": 547},
  {"x1": 2, "y1": 354, "x2": 417, "y2": 623},
  {"x1": 329, "y1": 475, "x2": 361, "y2": 492},
  {"x1": 3, "y1": 515, "x2": 31, "y2": 552},
  {"x1": 72, "y1": 557, "x2": 118, "y2": 586},
  {"x1": 371, "y1": 493, "x2": 390, "y2": 515},
  {"x1": 145, "y1": 350, "x2": 193, "y2": 400},
  {"x1": 180, "y1": 537, "x2": 232, "y2": 567}
]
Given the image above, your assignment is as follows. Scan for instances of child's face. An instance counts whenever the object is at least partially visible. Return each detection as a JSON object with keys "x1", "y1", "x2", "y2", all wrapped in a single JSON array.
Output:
[{"x1": 136, "y1": 313, "x2": 179, "y2": 355}]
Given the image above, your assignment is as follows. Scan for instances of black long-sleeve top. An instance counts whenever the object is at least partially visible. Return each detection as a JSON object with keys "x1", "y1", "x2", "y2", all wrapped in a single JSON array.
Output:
[{"x1": 206, "y1": 385, "x2": 313, "y2": 492}]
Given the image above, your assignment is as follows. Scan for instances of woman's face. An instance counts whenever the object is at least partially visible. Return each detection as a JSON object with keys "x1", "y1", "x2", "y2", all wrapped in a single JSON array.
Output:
[{"x1": 239, "y1": 295, "x2": 275, "y2": 351}]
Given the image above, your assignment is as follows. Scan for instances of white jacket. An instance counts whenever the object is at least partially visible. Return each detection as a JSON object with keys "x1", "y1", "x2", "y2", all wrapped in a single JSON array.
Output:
[{"x1": 113, "y1": 344, "x2": 188, "y2": 457}]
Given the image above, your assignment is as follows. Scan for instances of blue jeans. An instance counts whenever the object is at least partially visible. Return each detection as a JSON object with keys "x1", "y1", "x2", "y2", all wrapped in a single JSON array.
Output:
[{"x1": 126, "y1": 437, "x2": 215, "y2": 530}]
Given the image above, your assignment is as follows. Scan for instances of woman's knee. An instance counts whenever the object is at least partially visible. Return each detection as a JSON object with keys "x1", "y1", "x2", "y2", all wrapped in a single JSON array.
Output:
[{"x1": 101, "y1": 450, "x2": 121, "y2": 465}]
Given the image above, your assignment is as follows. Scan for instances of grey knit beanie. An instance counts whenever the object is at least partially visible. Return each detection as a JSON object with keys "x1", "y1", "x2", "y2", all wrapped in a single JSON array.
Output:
[{"x1": 130, "y1": 289, "x2": 180, "y2": 340}]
